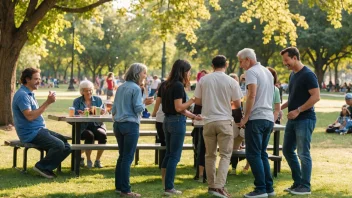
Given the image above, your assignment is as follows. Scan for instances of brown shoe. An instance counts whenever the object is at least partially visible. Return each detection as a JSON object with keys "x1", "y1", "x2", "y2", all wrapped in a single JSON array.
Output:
[
  {"x1": 121, "y1": 192, "x2": 141, "y2": 197},
  {"x1": 208, "y1": 187, "x2": 231, "y2": 198}
]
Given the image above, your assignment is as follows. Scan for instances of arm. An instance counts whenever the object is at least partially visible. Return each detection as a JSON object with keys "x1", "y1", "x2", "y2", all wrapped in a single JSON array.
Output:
[
  {"x1": 132, "y1": 87, "x2": 146, "y2": 114},
  {"x1": 174, "y1": 98, "x2": 194, "y2": 113},
  {"x1": 239, "y1": 84, "x2": 256, "y2": 128},
  {"x1": 180, "y1": 109, "x2": 202, "y2": 120},
  {"x1": 152, "y1": 97, "x2": 161, "y2": 117},
  {"x1": 22, "y1": 92, "x2": 56, "y2": 121},
  {"x1": 287, "y1": 88, "x2": 320, "y2": 120},
  {"x1": 273, "y1": 103, "x2": 280, "y2": 122},
  {"x1": 281, "y1": 101, "x2": 288, "y2": 110}
]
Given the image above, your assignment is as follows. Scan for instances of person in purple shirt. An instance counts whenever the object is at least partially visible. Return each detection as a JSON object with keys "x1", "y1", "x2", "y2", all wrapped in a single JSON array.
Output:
[{"x1": 12, "y1": 68, "x2": 71, "y2": 179}]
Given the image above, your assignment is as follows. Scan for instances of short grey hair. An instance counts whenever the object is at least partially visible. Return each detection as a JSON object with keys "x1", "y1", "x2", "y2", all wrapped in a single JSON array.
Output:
[
  {"x1": 124, "y1": 63, "x2": 147, "y2": 83},
  {"x1": 237, "y1": 48, "x2": 257, "y2": 62},
  {"x1": 79, "y1": 80, "x2": 94, "y2": 95}
]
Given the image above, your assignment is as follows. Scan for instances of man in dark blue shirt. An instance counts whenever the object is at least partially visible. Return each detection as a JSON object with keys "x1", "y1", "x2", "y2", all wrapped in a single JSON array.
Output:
[
  {"x1": 280, "y1": 47, "x2": 320, "y2": 195},
  {"x1": 12, "y1": 68, "x2": 71, "y2": 179}
]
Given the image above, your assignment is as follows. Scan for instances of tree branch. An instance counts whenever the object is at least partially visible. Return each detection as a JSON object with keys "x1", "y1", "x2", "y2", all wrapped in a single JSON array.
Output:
[
  {"x1": 306, "y1": 49, "x2": 316, "y2": 64},
  {"x1": 16, "y1": 0, "x2": 56, "y2": 40},
  {"x1": 25, "y1": 0, "x2": 38, "y2": 20},
  {"x1": 326, "y1": 51, "x2": 351, "y2": 66},
  {"x1": 53, "y1": 0, "x2": 112, "y2": 13}
]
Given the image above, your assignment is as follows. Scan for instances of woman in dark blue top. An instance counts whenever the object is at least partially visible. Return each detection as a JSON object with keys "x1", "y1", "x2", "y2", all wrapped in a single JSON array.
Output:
[
  {"x1": 158, "y1": 59, "x2": 202, "y2": 196},
  {"x1": 73, "y1": 80, "x2": 106, "y2": 169}
]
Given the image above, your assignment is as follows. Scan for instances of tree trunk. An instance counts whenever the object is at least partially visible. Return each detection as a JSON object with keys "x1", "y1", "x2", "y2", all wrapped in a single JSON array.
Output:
[
  {"x1": 0, "y1": 46, "x2": 22, "y2": 126},
  {"x1": 334, "y1": 63, "x2": 339, "y2": 85},
  {"x1": 315, "y1": 67, "x2": 324, "y2": 88}
]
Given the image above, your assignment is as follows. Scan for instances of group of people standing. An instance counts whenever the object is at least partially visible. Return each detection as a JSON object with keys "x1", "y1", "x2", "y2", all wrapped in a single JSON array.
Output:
[{"x1": 11, "y1": 46, "x2": 320, "y2": 198}]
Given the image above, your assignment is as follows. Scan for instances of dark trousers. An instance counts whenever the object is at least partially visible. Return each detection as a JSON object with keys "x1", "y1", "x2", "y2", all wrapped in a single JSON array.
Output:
[
  {"x1": 30, "y1": 128, "x2": 71, "y2": 171},
  {"x1": 245, "y1": 119, "x2": 274, "y2": 193},
  {"x1": 162, "y1": 115, "x2": 186, "y2": 190},
  {"x1": 81, "y1": 124, "x2": 107, "y2": 144},
  {"x1": 156, "y1": 122, "x2": 166, "y2": 169},
  {"x1": 114, "y1": 122, "x2": 139, "y2": 193},
  {"x1": 192, "y1": 127, "x2": 206, "y2": 179}
]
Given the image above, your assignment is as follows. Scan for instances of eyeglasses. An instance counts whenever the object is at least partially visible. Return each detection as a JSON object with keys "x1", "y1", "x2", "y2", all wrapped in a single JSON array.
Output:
[{"x1": 83, "y1": 89, "x2": 93, "y2": 93}]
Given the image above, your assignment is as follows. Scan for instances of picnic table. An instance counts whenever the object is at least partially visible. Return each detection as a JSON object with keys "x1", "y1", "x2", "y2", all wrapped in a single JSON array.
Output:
[
  {"x1": 48, "y1": 115, "x2": 285, "y2": 177},
  {"x1": 48, "y1": 115, "x2": 194, "y2": 176}
]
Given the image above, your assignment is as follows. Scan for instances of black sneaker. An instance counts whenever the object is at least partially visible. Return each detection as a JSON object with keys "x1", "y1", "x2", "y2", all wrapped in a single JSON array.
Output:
[
  {"x1": 48, "y1": 170, "x2": 57, "y2": 178},
  {"x1": 33, "y1": 165, "x2": 54, "y2": 179},
  {"x1": 243, "y1": 190, "x2": 268, "y2": 198},
  {"x1": 284, "y1": 183, "x2": 300, "y2": 193},
  {"x1": 290, "y1": 185, "x2": 311, "y2": 195}
]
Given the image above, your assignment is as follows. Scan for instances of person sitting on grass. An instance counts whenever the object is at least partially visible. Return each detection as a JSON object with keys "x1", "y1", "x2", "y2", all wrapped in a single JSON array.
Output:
[
  {"x1": 327, "y1": 105, "x2": 351, "y2": 135},
  {"x1": 12, "y1": 67, "x2": 71, "y2": 179},
  {"x1": 73, "y1": 80, "x2": 107, "y2": 168}
]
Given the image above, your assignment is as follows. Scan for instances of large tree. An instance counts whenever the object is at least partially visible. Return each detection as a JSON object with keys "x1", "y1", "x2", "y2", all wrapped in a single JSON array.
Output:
[
  {"x1": 1, "y1": 0, "x2": 351, "y2": 126},
  {"x1": 297, "y1": 5, "x2": 352, "y2": 86}
]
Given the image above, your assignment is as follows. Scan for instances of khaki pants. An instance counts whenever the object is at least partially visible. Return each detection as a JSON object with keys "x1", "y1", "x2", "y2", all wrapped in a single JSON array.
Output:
[{"x1": 203, "y1": 120, "x2": 234, "y2": 188}]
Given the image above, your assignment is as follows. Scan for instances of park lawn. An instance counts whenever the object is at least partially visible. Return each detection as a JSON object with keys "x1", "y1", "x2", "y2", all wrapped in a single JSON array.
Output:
[{"x1": 1, "y1": 91, "x2": 352, "y2": 197}]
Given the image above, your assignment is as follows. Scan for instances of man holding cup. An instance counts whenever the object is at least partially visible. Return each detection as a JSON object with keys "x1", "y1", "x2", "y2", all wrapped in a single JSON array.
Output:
[{"x1": 12, "y1": 68, "x2": 71, "y2": 179}]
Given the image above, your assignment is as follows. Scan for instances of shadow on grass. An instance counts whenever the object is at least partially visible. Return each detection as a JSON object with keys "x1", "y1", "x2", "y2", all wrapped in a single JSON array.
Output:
[{"x1": 0, "y1": 165, "x2": 296, "y2": 198}]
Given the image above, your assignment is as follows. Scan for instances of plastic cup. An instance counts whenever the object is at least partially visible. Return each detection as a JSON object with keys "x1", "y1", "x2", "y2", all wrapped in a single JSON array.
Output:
[
  {"x1": 92, "y1": 106, "x2": 96, "y2": 115},
  {"x1": 69, "y1": 107, "x2": 75, "y2": 117},
  {"x1": 95, "y1": 107, "x2": 101, "y2": 115}
]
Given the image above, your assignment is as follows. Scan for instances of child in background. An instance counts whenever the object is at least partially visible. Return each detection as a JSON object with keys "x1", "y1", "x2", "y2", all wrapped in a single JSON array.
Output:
[{"x1": 329, "y1": 105, "x2": 351, "y2": 135}]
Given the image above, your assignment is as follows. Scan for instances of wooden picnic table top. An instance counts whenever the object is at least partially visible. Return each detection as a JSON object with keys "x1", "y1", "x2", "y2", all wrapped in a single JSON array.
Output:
[{"x1": 47, "y1": 115, "x2": 285, "y2": 130}]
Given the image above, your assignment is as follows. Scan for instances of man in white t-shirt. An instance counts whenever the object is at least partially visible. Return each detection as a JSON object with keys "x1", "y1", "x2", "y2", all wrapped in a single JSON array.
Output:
[
  {"x1": 237, "y1": 48, "x2": 275, "y2": 198},
  {"x1": 149, "y1": 75, "x2": 161, "y2": 97},
  {"x1": 194, "y1": 55, "x2": 242, "y2": 198}
]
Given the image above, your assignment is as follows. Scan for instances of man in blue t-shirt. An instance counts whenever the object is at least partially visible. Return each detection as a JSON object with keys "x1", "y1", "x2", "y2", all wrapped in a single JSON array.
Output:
[
  {"x1": 12, "y1": 68, "x2": 71, "y2": 179},
  {"x1": 280, "y1": 47, "x2": 320, "y2": 195}
]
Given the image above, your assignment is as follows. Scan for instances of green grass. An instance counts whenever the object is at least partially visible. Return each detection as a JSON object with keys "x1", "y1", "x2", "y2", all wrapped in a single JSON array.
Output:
[{"x1": 1, "y1": 90, "x2": 352, "y2": 197}]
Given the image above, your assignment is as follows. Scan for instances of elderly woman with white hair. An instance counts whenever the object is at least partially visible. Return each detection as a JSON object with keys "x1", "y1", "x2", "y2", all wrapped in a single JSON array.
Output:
[
  {"x1": 112, "y1": 63, "x2": 154, "y2": 197},
  {"x1": 73, "y1": 80, "x2": 107, "y2": 169}
]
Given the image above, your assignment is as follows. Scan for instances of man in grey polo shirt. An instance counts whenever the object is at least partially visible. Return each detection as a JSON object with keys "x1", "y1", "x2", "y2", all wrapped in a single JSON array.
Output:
[
  {"x1": 12, "y1": 68, "x2": 71, "y2": 179},
  {"x1": 237, "y1": 48, "x2": 275, "y2": 198}
]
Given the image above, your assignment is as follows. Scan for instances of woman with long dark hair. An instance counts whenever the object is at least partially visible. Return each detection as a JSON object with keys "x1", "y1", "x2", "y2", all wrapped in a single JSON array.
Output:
[{"x1": 157, "y1": 59, "x2": 202, "y2": 196}]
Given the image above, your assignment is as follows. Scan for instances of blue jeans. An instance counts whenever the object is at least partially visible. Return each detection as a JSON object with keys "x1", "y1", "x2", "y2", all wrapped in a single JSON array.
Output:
[
  {"x1": 283, "y1": 119, "x2": 315, "y2": 190},
  {"x1": 30, "y1": 128, "x2": 71, "y2": 171},
  {"x1": 245, "y1": 119, "x2": 274, "y2": 193},
  {"x1": 149, "y1": 89, "x2": 157, "y2": 97},
  {"x1": 162, "y1": 114, "x2": 186, "y2": 190},
  {"x1": 114, "y1": 122, "x2": 139, "y2": 193}
]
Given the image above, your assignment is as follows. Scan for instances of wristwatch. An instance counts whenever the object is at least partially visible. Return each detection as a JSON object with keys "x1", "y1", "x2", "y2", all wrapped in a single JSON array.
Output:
[{"x1": 297, "y1": 107, "x2": 302, "y2": 113}]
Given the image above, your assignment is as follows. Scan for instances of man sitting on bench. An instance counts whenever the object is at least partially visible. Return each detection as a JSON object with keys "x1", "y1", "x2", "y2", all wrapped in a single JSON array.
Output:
[{"x1": 12, "y1": 68, "x2": 71, "y2": 179}]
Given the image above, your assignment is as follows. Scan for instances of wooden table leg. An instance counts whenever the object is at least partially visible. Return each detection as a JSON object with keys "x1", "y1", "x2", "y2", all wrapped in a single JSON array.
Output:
[
  {"x1": 75, "y1": 123, "x2": 81, "y2": 177},
  {"x1": 71, "y1": 124, "x2": 75, "y2": 172},
  {"x1": 273, "y1": 129, "x2": 280, "y2": 176}
]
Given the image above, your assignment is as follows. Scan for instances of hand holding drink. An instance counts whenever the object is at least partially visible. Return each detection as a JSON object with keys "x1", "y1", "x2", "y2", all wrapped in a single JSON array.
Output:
[
  {"x1": 144, "y1": 97, "x2": 154, "y2": 105},
  {"x1": 47, "y1": 91, "x2": 56, "y2": 104}
]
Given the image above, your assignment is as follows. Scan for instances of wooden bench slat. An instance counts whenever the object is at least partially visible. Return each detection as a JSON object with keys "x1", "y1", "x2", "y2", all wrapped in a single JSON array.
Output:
[
  {"x1": 232, "y1": 150, "x2": 282, "y2": 161},
  {"x1": 105, "y1": 130, "x2": 192, "y2": 136},
  {"x1": 70, "y1": 143, "x2": 194, "y2": 150}
]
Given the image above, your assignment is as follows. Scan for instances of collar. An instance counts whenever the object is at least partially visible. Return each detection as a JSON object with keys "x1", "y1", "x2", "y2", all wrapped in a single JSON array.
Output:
[
  {"x1": 253, "y1": 62, "x2": 261, "y2": 67},
  {"x1": 21, "y1": 85, "x2": 34, "y2": 96},
  {"x1": 79, "y1": 95, "x2": 95, "y2": 103}
]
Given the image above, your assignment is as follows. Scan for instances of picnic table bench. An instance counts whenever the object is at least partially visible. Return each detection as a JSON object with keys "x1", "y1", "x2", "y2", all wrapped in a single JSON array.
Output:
[{"x1": 3, "y1": 138, "x2": 70, "y2": 173}]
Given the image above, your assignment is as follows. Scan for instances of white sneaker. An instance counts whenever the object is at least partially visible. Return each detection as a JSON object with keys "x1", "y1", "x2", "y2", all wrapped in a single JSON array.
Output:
[{"x1": 163, "y1": 189, "x2": 182, "y2": 196}]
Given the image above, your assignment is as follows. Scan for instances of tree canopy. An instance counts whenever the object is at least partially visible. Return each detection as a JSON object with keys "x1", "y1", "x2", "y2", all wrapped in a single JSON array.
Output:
[{"x1": 1, "y1": 0, "x2": 352, "y2": 126}]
